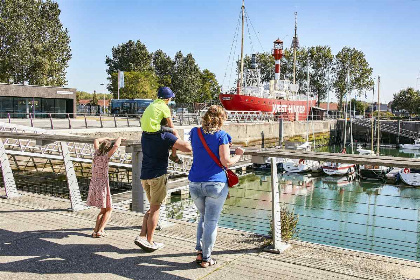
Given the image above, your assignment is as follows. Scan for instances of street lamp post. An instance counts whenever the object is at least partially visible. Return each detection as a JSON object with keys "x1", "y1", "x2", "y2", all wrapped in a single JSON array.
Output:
[{"x1": 100, "y1": 83, "x2": 106, "y2": 114}]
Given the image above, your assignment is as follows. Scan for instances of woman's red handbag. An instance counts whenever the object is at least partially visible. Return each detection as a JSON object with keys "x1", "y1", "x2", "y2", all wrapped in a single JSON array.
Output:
[{"x1": 197, "y1": 128, "x2": 239, "y2": 188}]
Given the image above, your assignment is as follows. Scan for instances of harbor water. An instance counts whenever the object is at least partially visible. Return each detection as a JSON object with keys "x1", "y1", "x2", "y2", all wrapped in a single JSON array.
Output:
[{"x1": 169, "y1": 146, "x2": 420, "y2": 261}]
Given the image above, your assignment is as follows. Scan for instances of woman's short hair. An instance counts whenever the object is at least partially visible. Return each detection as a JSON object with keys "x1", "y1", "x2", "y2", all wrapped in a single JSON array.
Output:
[{"x1": 202, "y1": 105, "x2": 227, "y2": 134}]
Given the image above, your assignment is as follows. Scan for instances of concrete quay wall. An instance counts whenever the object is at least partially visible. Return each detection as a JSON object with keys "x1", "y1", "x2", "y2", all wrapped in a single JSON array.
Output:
[
  {"x1": 225, "y1": 120, "x2": 336, "y2": 146},
  {"x1": 63, "y1": 120, "x2": 337, "y2": 146}
]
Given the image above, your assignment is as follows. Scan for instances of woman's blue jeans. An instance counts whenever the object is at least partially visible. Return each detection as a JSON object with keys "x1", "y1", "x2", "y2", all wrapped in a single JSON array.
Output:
[{"x1": 189, "y1": 181, "x2": 228, "y2": 261}]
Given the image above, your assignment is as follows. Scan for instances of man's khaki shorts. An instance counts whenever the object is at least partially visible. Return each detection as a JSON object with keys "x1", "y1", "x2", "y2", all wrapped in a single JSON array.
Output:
[{"x1": 141, "y1": 174, "x2": 168, "y2": 205}]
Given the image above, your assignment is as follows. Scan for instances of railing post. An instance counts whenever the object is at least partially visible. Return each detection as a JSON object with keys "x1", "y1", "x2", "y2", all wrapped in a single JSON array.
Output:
[
  {"x1": 67, "y1": 113, "x2": 71, "y2": 129},
  {"x1": 130, "y1": 144, "x2": 147, "y2": 213},
  {"x1": 49, "y1": 114, "x2": 54, "y2": 129},
  {"x1": 29, "y1": 113, "x2": 34, "y2": 127},
  {"x1": 84, "y1": 114, "x2": 88, "y2": 128},
  {"x1": 60, "y1": 141, "x2": 86, "y2": 211},
  {"x1": 99, "y1": 114, "x2": 103, "y2": 128},
  {"x1": 0, "y1": 140, "x2": 19, "y2": 198},
  {"x1": 264, "y1": 157, "x2": 290, "y2": 253},
  {"x1": 126, "y1": 113, "x2": 130, "y2": 127},
  {"x1": 114, "y1": 114, "x2": 117, "y2": 128},
  {"x1": 279, "y1": 118, "x2": 284, "y2": 147},
  {"x1": 261, "y1": 131, "x2": 265, "y2": 148}
]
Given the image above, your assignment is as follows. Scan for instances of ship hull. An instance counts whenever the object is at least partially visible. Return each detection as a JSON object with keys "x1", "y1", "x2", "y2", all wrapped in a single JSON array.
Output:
[{"x1": 219, "y1": 93, "x2": 316, "y2": 121}]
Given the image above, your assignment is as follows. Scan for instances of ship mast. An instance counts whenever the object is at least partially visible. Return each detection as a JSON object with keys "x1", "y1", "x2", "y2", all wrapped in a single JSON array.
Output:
[
  {"x1": 239, "y1": 0, "x2": 245, "y2": 94},
  {"x1": 292, "y1": 12, "x2": 299, "y2": 84}
]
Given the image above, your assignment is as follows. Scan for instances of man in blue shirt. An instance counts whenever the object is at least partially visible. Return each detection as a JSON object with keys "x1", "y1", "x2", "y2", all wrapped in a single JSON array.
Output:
[{"x1": 135, "y1": 131, "x2": 191, "y2": 252}]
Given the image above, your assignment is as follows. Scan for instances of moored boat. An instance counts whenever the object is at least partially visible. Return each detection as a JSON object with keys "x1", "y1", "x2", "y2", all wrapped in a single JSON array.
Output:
[
  {"x1": 322, "y1": 162, "x2": 356, "y2": 176},
  {"x1": 219, "y1": 2, "x2": 316, "y2": 121},
  {"x1": 400, "y1": 139, "x2": 420, "y2": 150},
  {"x1": 399, "y1": 168, "x2": 420, "y2": 187}
]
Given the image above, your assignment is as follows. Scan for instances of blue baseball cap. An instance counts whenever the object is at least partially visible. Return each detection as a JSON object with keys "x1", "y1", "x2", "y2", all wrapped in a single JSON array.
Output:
[{"x1": 157, "y1": 87, "x2": 175, "y2": 99}]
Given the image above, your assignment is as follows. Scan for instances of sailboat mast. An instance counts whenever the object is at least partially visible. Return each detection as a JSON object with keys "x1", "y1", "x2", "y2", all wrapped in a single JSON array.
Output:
[
  {"x1": 292, "y1": 12, "x2": 298, "y2": 84},
  {"x1": 376, "y1": 75, "x2": 381, "y2": 155},
  {"x1": 371, "y1": 87, "x2": 374, "y2": 152},
  {"x1": 239, "y1": 0, "x2": 245, "y2": 94}
]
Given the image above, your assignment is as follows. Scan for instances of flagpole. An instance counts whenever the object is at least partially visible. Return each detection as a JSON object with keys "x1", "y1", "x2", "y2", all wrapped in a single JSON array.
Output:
[{"x1": 117, "y1": 70, "x2": 120, "y2": 100}]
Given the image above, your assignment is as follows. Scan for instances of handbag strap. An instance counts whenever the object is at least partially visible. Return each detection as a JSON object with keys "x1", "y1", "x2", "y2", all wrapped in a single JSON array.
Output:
[{"x1": 197, "y1": 127, "x2": 225, "y2": 170}]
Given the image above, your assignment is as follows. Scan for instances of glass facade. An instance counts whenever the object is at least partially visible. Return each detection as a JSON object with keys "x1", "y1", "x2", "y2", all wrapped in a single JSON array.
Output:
[{"x1": 0, "y1": 97, "x2": 73, "y2": 118}]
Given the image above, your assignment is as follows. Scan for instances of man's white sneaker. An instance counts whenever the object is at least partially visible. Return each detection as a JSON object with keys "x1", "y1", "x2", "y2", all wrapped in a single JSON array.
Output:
[{"x1": 151, "y1": 242, "x2": 165, "y2": 250}]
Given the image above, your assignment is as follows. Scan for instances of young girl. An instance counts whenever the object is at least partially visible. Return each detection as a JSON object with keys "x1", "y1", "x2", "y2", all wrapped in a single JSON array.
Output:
[{"x1": 86, "y1": 136, "x2": 122, "y2": 238}]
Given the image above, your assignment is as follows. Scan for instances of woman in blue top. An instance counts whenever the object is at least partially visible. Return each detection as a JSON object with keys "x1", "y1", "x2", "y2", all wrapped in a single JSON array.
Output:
[{"x1": 188, "y1": 105, "x2": 244, "y2": 268}]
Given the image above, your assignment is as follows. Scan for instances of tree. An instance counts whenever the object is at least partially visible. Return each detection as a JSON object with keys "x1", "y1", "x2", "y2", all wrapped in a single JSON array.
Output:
[
  {"x1": 333, "y1": 47, "x2": 374, "y2": 109},
  {"x1": 0, "y1": 0, "x2": 71, "y2": 86},
  {"x1": 200, "y1": 69, "x2": 220, "y2": 101},
  {"x1": 391, "y1": 87, "x2": 420, "y2": 115},
  {"x1": 350, "y1": 98, "x2": 369, "y2": 115},
  {"x1": 91, "y1": 91, "x2": 98, "y2": 105},
  {"x1": 109, "y1": 71, "x2": 159, "y2": 99},
  {"x1": 105, "y1": 39, "x2": 152, "y2": 93},
  {"x1": 242, "y1": 52, "x2": 275, "y2": 83},
  {"x1": 307, "y1": 46, "x2": 334, "y2": 106},
  {"x1": 172, "y1": 51, "x2": 202, "y2": 104},
  {"x1": 152, "y1": 49, "x2": 174, "y2": 87}
]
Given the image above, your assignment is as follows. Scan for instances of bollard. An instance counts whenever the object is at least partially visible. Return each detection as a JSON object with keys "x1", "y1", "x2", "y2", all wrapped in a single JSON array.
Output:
[
  {"x1": 261, "y1": 131, "x2": 265, "y2": 148},
  {"x1": 67, "y1": 113, "x2": 71, "y2": 129},
  {"x1": 7, "y1": 113, "x2": 11, "y2": 123},
  {"x1": 263, "y1": 157, "x2": 290, "y2": 254},
  {"x1": 99, "y1": 114, "x2": 103, "y2": 128},
  {"x1": 49, "y1": 114, "x2": 54, "y2": 129},
  {"x1": 29, "y1": 113, "x2": 34, "y2": 127},
  {"x1": 114, "y1": 114, "x2": 117, "y2": 128},
  {"x1": 279, "y1": 118, "x2": 283, "y2": 147},
  {"x1": 130, "y1": 144, "x2": 147, "y2": 213},
  {"x1": 139, "y1": 116, "x2": 141, "y2": 127},
  {"x1": 126, "y1": 113, "x2": 130, "y2": 127},
  {"x1": 84, "y1": 114, "x2": 88, "y2": 128}
]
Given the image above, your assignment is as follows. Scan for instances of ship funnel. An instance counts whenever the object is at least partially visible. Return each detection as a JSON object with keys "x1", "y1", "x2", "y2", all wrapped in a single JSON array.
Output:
[{"x1": 251, "y1": 54, "x2": 257, "y2": 69}]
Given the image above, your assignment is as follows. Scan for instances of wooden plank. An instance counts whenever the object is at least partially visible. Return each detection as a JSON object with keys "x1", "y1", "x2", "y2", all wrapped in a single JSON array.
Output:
[
  {"x1": 60, "y1": 142, "x2": 86, "y2": 211},
  {"x1": 0, "y1": 140, "x2": 19, "y2": 198},
  {"x1": 245, "y1": 148, "x2": 420, "y2": 168}
]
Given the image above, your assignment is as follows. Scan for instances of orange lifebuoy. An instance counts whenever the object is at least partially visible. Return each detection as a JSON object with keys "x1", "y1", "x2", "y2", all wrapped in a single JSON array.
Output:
[
  {"x1": 299, "y1": 159, "x2": 305, "y2": 164},
  {"x1": 403, "y1": 168, "x2": 410, "y2": 174}
]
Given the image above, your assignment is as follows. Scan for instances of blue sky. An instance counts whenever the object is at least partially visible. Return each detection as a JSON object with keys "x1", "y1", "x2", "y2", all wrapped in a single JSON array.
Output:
[{"x1": 57, "y1": 0, "x2": 420, "y2": 103}]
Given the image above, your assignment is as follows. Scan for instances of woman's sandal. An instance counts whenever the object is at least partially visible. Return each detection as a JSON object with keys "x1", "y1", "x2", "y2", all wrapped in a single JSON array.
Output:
[
  {"x1": 169, "y1": 154, "x2": 183, "y2": 165},
  {"x1": 91, "y1": 232, "x2": 97, "y2": 238},
  {"x1": 196, "y1": 252, "x2": 203, "y2": 264},
  {"x1": 96, "y1": 231, "x2": 107, "y2": 238},
  {"x1": 201, "y1": 258, "x2": 217, "y2": 268}
]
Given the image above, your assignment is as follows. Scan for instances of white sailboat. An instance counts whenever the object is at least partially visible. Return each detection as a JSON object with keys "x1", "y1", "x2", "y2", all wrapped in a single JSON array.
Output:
[
  {"x1": 399, "y1": 168, "x2": 420, "y2": 187},
  {"x1": 400, "y1": 139, "x2": 420, "y2": 150},
  {"x1": 283, "y1": 158, "x2": 321, "y2": 173},
  {"x1": 359, "y1": 76, "x2": 390, "y2": 180}
]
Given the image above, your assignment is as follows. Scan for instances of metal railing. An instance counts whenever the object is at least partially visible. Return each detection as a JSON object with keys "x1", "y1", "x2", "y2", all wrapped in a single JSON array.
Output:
[{"x1": 2, "y1": 124, "x2": 419, "y2": 261}]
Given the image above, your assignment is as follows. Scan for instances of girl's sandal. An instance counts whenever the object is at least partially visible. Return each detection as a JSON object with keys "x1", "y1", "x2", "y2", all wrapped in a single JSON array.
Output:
[
  {"x1": 91, "y1": 232, "x2": 97, "y2": 238},
  {"x1": 196, "y1": 252, "x2": 203, "y2": 264},
  {"x1": 201, "y1": 258, "x2": 217, "y2": 268}
]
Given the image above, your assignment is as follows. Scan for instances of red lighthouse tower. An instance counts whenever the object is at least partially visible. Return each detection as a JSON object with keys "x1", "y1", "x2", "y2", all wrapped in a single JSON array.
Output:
[{"x1": 272, "y1": 39, "x2": 284, "y2": 81}]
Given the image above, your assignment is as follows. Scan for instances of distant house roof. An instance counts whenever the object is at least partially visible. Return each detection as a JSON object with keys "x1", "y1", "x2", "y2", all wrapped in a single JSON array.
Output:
[{"x1": 319, "y1": 102, "x2": 338, "y2": 111}]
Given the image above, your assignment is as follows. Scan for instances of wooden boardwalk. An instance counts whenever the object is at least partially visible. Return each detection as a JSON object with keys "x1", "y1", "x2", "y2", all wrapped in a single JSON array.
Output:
[{"x1": 1, "y1": 192, "x2": 420, "y2": 280}]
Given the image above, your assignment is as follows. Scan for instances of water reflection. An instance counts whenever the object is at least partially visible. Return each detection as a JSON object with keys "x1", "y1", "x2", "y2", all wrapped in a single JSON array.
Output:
[{"x1": 220, "y1": 172, "x2": 420, "y2": 261}]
